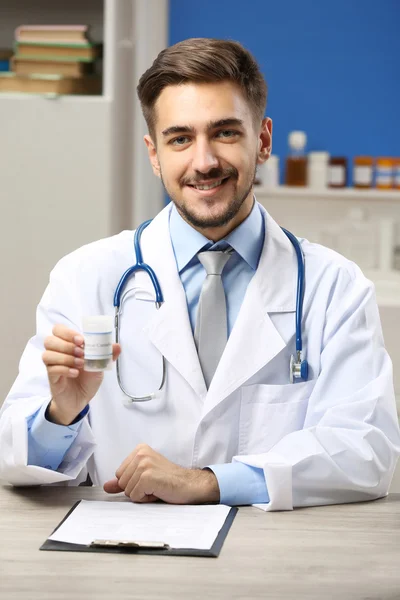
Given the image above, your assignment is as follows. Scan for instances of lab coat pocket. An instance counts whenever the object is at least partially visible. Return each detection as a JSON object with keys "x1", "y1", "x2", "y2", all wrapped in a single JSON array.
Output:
[{"x1": 239, "y1": 379, "x2": 317, "y2": 455}]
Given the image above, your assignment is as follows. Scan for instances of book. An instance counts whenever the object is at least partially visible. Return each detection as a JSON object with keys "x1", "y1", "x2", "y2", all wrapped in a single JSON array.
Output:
[
  {"x1": 15, "y1": 42, "x2": 102, "y2": 62},
  {"x1": 11, "y1": 57, "x2": 94, "y2": 78},
  {"x1": 15, "y1": 25, "x2": 90, "y2": 44},
  {"x1": 0, "y1": 72, "x2": 102, "y2": 95}
]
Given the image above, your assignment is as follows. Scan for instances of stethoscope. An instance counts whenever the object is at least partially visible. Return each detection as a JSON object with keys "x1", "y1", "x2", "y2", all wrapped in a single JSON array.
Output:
[{"x1": 114, "y1": 220, "x2": 308, "y2": 403}]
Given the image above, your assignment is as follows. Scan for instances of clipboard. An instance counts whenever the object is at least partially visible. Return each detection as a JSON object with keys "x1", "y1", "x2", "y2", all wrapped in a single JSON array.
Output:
[{"x1": 40, "y1": 501, "x2": 238, "y2": 558}]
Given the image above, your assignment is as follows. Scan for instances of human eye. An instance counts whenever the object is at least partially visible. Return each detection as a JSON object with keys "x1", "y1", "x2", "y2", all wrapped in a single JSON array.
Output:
[
  {"x1": 216, "y1": 130, "x2": 240, "y2": 139},
  {"x1": 170, "y1": 135, "x2": 191, "y2": 146}
]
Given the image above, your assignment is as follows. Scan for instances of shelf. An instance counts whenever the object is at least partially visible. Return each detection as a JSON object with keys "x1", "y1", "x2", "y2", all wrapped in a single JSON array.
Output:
[
  {"x1": 254, "y1": 186, "x2": 400, "y2": 202},
  {"x1": 0, "y1": 92, "x2": 109, "y2": 102}
]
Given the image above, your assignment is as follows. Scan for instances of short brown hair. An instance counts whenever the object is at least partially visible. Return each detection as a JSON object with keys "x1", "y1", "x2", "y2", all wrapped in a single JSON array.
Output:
[{"x1": 137, "y1": 38, "x2": 268, "y2": 141}]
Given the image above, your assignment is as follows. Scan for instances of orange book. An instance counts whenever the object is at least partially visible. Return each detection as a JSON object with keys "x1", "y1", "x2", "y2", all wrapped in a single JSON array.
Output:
[
  {"x1": 15, "y1": 42, "x2": 102, "y2": 62},
  {"x1": 0, "y1": 72, "x2": 102, "y2": 95},
  {"x1": 11, "y1": 57, "x2": 94, "y2": 78}
]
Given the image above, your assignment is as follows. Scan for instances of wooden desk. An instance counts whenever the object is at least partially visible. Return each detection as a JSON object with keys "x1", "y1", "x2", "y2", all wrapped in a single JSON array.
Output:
[{"x1": 1, "y1": 485, "x2": 399, "y2": 600}]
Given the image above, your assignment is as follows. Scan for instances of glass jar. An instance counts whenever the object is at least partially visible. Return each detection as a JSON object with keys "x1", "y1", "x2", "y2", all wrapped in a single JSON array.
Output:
[
  {"x1": 375, "y1": 157, "x2": 394, "y2": 190},
  {"x1": 353, "y1": 156, "x2": 373, "y2": 189},
  {"x1": 328, "y1": 157, "x2": 347, "y2": 188},
  {"x1": 394, "y1": 158, "x2": 400, "y2": 190}
]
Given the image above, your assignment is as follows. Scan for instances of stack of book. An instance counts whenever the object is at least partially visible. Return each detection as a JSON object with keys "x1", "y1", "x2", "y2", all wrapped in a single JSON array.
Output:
[{"x1": 0, "y1": 25, "x2": 102, "y2": 95}]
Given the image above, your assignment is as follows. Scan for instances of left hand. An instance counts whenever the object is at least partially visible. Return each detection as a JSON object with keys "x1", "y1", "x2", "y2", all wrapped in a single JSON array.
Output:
[{"x1": 103, "y1": 443, "x2": 220, "y2": 504}]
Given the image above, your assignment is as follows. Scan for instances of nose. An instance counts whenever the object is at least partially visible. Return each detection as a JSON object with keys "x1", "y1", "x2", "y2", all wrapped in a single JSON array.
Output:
[{"x1": 191, "y1": 138, "x2": 219, "y2": 174}]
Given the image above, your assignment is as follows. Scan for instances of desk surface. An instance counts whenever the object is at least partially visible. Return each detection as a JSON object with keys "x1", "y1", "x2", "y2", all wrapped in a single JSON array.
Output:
[{"x1": 1, "y1": 485, "x2": 399, "y2": 600}]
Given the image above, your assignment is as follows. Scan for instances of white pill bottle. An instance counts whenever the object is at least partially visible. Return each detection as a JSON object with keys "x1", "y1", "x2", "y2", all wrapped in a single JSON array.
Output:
[{"x1": 82, "y1": 315, "x2": 114, "y2": 371}]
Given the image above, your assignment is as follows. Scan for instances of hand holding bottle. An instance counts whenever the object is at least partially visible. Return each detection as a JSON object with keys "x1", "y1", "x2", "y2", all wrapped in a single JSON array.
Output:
[{"x1": 42, "y1": 324, "x2": 121, "y2": 425}]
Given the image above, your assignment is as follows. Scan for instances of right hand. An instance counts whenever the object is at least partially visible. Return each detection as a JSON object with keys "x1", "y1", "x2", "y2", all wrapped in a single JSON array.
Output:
[{"x1": 42, "y1": 324, "x2": 121, "y2": 426}]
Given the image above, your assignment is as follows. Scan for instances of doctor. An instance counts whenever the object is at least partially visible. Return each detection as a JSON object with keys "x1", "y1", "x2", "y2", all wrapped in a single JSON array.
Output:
[{"x1": 1, "y1": 38, "x2": 399, "y2": 511}]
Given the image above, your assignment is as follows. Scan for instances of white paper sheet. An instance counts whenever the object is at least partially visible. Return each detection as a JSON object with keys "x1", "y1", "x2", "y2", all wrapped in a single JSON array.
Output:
[{"x1": 48, "y1": 500, "x2": 231, "y2": 550}]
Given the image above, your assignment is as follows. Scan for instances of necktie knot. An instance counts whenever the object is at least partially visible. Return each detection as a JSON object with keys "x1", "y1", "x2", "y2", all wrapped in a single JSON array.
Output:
[{"x1": 197, "y1": 249, "x2": 233, "y2": 276}]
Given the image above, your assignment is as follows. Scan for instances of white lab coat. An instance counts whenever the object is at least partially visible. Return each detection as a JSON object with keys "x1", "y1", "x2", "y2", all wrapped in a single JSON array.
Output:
[{"x1": 1, "y1": 203, "x2": 399, "y2": 511}]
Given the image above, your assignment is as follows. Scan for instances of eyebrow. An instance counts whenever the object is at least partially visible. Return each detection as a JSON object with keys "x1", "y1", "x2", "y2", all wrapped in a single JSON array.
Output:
[{"x1": 161, "y1": 118, "x2": 245, "y2": 138}]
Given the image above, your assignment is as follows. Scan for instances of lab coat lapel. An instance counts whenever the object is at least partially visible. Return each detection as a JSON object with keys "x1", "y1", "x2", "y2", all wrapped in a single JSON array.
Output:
[
  {"x1": 137, "y1": 206, "x2": 207, "y2": 398},
  {"x1": 203, "y1": 207, "x2": 298, "y2": 417}
]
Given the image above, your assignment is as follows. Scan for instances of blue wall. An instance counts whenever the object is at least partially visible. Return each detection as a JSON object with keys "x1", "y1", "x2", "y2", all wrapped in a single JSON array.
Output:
[{"x1": 169, "y1": 0, "x2": 400, "y2": 184}]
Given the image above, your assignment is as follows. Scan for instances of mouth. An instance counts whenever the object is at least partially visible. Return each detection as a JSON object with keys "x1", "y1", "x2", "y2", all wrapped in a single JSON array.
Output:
[{"x1": 185, "y1": 176, "x2": 231, "y2": 195}]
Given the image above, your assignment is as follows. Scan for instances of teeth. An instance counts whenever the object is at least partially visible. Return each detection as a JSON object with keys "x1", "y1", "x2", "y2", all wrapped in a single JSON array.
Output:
[{"x1": 194, "y1": 179, "x2": 223, "y2": 191}]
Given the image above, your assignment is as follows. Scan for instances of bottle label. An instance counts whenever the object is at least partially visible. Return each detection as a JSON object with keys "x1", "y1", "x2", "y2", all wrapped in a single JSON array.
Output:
[
  {"x1": 354, "y1": 165, "x2": 372, "y2": 186},
  {"x1": 83, "y1": 332, "x2": 112, "y2": 359},
  {"x1": 329, "y1": 165, "x2": 345, "y2": 185},
  {"x1": 376, "y1": 166, "x2": 393, "y2": 186}
]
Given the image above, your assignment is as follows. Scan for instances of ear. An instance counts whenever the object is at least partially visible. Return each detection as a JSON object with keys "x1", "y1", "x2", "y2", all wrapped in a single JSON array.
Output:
[
  {"x1": 144, "y1": 135, "x2": 161, "y2": 178},
  {"x1": 257, "y1": 117, "x2": 273, "y2": 165}
]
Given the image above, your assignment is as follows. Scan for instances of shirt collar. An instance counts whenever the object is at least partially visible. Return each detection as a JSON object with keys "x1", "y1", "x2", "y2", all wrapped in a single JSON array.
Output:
[{"x1": 169, "y1": 199, "x2": 265, "y2": 273}]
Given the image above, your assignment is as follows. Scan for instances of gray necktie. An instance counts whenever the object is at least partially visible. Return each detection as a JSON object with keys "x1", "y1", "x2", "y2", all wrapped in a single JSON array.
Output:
[{"x1": 194, "y1": 249, "x2": 233, "y2": 388}]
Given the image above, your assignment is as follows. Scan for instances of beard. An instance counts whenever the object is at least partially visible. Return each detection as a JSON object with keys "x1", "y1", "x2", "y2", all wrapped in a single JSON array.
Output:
[{"x1": 160, "y1": 160, "x2": 258, "y2": 231}]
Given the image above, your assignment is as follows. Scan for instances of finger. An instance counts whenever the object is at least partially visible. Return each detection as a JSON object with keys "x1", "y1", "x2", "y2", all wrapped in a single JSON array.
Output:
[
  {"x1": 124, "y1": 467, "x2": 144, "y2": 498},
  {"x1": 42, "y1": 350, "x2": 84, "y2": 370},
  {"x1": 115, "y1": 444, "x2": 152, "y2": 479},
  {"x1": 103, "y1": 478, "x2": 124, "y2": 494},
  {"x1": 52, "y1": 324, "x2": 84, "y2": 346},
  {"x1": 47, "y1": 366, "x2": 80, "y2": 380},
  {"x1": 112, "y1": 344, "x2": 122, "y2": 362},
  {"x1": 115, "y1": 448, "x2": 140, "y2": 480},
  {"x1": 44, "y1": 336, "x2": 84, "y2": 358}
]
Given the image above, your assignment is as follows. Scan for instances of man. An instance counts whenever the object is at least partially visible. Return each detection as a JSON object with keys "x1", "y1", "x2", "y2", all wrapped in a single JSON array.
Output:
[{"x1": 0, "y1": 39, "x2": 399, "y2": 511}]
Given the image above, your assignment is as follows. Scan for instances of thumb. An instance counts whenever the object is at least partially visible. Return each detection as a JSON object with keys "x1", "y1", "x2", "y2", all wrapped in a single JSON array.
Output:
[
  {"x1": 103, "y1": 477, "x2": 124, "y2": 494},
  {"x1": 112, "y1": 343, "x2": 122, "y2": 362}
]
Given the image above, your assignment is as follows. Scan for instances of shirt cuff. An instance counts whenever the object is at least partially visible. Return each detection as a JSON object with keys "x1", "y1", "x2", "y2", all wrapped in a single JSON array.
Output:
[
  {"x1": 207, "y1": 462, "x2": 269, "y2": 506},
  {"x1": 26, "y1": 401, "x2": 88, "y2": 470}
]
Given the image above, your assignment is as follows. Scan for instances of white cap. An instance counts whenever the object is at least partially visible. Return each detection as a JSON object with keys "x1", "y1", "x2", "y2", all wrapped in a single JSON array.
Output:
[
  {"x1": 267, "y1": 155, "x2": 279, "y2": 166},
  {"x1": 288, "y1": 131, "x2": 307, "y2": 150},
  {"x1": 82, "y1": 315, "x2": 113, "y2": 333},
  {"x1": 309, "y1": 151, "x2": 329, "y2": 163}
]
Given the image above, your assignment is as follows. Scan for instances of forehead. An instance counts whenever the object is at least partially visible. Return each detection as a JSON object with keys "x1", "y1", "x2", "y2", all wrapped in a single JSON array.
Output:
[{"x1": 154, "y1": 81, "x2": 253, "y2": 131}]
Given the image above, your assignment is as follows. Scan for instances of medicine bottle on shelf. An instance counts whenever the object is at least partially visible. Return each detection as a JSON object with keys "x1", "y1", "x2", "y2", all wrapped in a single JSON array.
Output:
[
  {"x1": 395, "y1": 159, "x2": 400, "y2": 190},
  {"x1": 375, "y1": 157, "x2": 394, "y2": 189},
  {"x1": 255, "y1": 155, "x2": 280, "y2": 187},
  {"x1": 353, "y1": 156, "x2": 374, "y2": 189},
  {"x1": 328, "y1": 157, "x2": 347, "y2": 188},
  {"x1": 285, "y1": 131, "x2": 307, "y2": 186},
  {"x1": 308, "y1": 152, "x2": 329, "y2": 189}
]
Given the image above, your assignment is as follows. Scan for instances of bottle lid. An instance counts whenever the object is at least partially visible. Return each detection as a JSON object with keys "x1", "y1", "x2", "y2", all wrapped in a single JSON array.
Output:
[
  {"x1": 288, "y1": 131, "x2": 307, "y2": 150},
  {"x1": 266, "y1": 154, "x2": 279, "y2": 166},
  {"x1": 309, "y1": 151, "x2": 329, "y2": 163},
  {"x1": 83, "y1": 315, "x2": 113, "y2": 333}
]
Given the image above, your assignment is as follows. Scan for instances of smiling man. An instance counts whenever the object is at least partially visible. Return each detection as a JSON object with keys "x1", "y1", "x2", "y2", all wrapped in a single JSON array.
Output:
[
  {"x1": 0, "y1": 39, "x2": 399, "y2": 511},
  {"x1": 144, "y1": 79, "x2": 271, "y2": 240}
]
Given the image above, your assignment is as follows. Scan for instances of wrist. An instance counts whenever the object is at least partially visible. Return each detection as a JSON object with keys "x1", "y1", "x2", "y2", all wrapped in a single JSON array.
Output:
[
  {"x1": 190, "y1": 468, "x2": 220, "y2": 504},
  {"x1": 46, "y1": 400, "x2": 77, "y2": 426}
]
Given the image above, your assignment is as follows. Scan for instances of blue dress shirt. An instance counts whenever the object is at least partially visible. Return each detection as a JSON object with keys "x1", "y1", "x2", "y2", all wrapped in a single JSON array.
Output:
[{"x1": 26, "y1": 201, "x2": 269, "y2": 506}]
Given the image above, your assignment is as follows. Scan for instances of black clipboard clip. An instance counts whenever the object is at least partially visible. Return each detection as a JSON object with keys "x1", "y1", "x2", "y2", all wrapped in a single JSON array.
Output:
[{"x1": 90, "y1": 539, "x2": 170, "y2": 550}]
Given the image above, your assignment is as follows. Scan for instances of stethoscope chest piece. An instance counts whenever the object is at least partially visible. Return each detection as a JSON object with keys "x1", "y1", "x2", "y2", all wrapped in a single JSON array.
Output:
[{"x1": 290, "y1": 353, "x2": 309, "y2": 383}]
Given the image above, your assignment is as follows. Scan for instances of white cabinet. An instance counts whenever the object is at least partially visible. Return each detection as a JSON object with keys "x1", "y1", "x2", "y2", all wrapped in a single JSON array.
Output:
[{"x1": 0, "y1": 0, "x2": 168, "y2": 402}]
